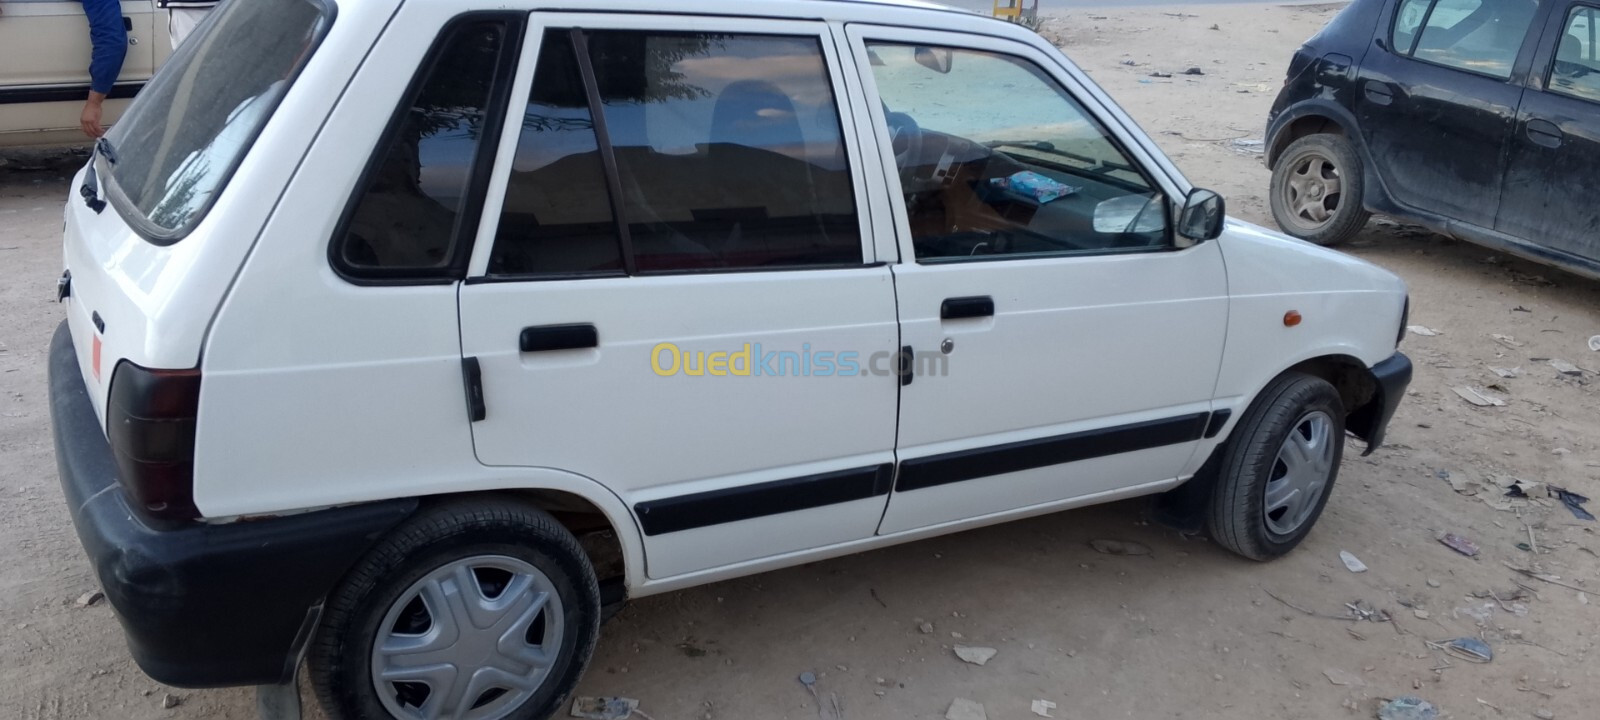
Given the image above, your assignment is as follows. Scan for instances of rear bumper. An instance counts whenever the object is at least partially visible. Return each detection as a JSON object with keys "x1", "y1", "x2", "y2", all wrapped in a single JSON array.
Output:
[
  {"x1": 48, "y1": 321, "x2": 417, "y2": 688},
  {"x1": 1349, "y1": 351, "x2": 1412, "y2": 456}
]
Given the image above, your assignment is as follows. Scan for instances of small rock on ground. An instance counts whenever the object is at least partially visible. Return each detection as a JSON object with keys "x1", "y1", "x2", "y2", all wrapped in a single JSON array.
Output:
[{"x1": 946, "y1": 698, "x2": 987, "y2": 720}]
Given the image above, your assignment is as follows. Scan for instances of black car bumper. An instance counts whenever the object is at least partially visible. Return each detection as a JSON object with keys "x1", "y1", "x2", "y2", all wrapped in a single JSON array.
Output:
[
  {"x1": 48, "y1": 321, "x2": 417, "y2": 688},
  {"x1": 1348, "y1": 351, "x2": 1412, "y2": 456}
]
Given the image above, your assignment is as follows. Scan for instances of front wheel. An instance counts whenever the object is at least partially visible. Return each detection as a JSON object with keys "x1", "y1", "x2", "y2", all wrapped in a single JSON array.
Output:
[
  {"x1": 1208, "y1": 373, "x2": 1345, "y2": 560},
  {"x1": 1270, "y1": 134, "x2": 1372, "y2": 246},
  {"x1": 310, "y1": 499, "x2": 600, "y2": 720}
]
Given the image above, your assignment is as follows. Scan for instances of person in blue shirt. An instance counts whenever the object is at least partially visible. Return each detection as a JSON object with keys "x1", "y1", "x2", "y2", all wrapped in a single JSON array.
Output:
[{"x1": 79, "y1": 0, "x2": 128, "y2": 138}]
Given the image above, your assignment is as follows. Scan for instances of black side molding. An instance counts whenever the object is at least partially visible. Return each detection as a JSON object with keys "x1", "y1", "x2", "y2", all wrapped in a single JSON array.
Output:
[
  {"x1": 940, "y1": 296, "x2": 995, "y2": 320},
  {"x1": 519, "y1": 323, "x2": 598, "y2": 353},
  {"x1": 1203, "y1": 409, "x2": 1232, "y2": 438},
  {"x1": 460, "y1": 357, "x2": 486, "y2": 422},
  {"x1": 896, "y1": 412, "x2": 1210, "y2": 492},
  {"x1": 0, "y1": 81, "x2": 143, "y2": 105},
  {"x1": 634, "y1": 464, "x2": 894, "y2": 536}
]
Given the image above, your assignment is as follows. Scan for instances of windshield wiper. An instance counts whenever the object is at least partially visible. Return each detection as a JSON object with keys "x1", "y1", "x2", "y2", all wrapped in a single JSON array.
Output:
[{"x1": 79, "y1": 137, "x2": 117, "y2": 214}]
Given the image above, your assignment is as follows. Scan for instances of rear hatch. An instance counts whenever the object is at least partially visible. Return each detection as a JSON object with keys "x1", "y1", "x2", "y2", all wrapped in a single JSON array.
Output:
[{"x1": 62, "y1": 0, "x2": 334, "y2": 426}]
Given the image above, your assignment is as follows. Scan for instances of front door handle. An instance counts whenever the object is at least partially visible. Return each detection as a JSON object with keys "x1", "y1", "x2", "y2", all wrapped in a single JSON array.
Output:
[
  {"x1": 1526, "y1": 118, "x2": 1563, "y2": 149},
  {"x1": 1363, "y1": 81, "x2": 1394, "y2": 105},
  {"x1": 941, "y1": 296, "x2": 994, "y2": 320},
  {"x1": 519, "y1": 323, "x2": 598, "y2": 352}
]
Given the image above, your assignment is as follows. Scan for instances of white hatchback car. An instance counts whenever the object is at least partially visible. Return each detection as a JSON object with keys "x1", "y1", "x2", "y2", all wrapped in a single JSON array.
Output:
[{"x1": 49, "y1": 0, "x2": 1412, "y2": 718}]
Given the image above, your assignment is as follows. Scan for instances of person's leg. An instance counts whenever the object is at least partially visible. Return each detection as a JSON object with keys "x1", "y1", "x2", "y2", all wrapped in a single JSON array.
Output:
[{"x1": 168, "y1": 8, "x2": 210, "y2": 49}]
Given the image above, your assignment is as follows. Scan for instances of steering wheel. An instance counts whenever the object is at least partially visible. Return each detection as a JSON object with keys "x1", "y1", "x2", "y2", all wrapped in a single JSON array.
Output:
[{"x1": 885, "y1": 111, "x2": 923, "y2": 176}]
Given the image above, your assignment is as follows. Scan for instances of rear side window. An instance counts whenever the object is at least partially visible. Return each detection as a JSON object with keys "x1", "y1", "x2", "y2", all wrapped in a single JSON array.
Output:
[
  {"x1": 1390, "y1": 0, "x2": 1540, "y2": 79},
  {"x1": 104, "y1": 0, "x2": 330, "y2": 242},
  {"x1": 486, "y1": 29, "x2": 862, "y2": 277},
  {"x1": 1550, "y1": 6, "x2": 1600, "y2": 102},
  {"x1": 334, "y1": 19, "x2": 517, "y2": 280}
]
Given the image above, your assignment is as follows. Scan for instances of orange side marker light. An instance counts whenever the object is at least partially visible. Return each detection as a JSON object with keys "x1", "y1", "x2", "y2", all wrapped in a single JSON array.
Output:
[{"x1": 1283, "y1": 310, "x2": 1303, "y2": 327}]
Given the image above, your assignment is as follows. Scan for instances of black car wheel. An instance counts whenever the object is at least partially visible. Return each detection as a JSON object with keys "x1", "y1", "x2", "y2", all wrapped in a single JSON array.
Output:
[
  {"x1": 1270, "y1": 134, "x2": 1372, "y2": 246},
  {"x1": 1207, "y1": 372, "x2": 1346, "y2": 561},
  {"x1": 310, "y1": 498, "x2": 600, "y2": 720}
]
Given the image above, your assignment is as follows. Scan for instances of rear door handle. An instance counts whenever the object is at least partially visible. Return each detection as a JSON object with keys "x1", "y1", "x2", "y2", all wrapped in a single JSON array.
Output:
[
  {"x1": 940, "y1": 296, "x2": 994, "y2": 320},
  {"x1": 519, "y1": 323, "x2": 598, "y2": 352},
  {"x1": 1526, "y1": 118, "x2": 1563, "y2": 149},
  {"x1": 1363, "y1": 81, "x2": 1394, "y2": 105}
]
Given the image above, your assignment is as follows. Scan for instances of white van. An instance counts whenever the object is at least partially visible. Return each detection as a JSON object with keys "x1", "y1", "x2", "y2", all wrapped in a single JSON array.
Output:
[
  {"x1": 49, "y1": 1, "x2": 1412, "y2": 718},
  {"x1": 0, "y1": 0, "x2": 171, "y2": 146}
]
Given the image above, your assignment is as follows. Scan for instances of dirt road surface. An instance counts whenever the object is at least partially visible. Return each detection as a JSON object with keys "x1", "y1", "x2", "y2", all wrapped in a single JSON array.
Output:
[{"x1": 3, "y1": 4, "x2": 1597, "y2": 719}]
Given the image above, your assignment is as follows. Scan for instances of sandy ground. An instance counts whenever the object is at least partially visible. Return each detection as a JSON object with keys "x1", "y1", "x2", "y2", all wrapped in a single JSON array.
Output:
[{"x1": 3, "y1": 4, "x2": 1599, "y2": 719}]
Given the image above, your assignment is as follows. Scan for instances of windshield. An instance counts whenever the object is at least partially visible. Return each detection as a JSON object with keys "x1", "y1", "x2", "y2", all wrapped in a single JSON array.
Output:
[{"x1": 103, "y1": 0, "x2": 331, "y2": 242}]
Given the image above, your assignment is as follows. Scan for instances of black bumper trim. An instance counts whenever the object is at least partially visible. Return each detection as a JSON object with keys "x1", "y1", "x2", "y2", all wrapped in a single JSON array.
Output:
[
  {"x1": 1349, "y1": 351, "x2": 1412, "y2": 456},
  {"x1": 48, "y1": 322, "x2": 417, "y2": 688}
]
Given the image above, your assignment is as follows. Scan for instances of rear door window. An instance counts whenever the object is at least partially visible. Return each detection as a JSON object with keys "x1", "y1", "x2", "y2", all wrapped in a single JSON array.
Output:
[
  {"x1": 1550, "y1": 5, "x2": 1600, "y2": 102},
  {"x1": 486, "y1": 28, "x2": 863, "y2": 277},
  {"x1": 1390, "y1": 0, "x2": 1540, "y2": 79},
  {"x1": 103, "y1": 0, "x2": 331, "y2": 242}
]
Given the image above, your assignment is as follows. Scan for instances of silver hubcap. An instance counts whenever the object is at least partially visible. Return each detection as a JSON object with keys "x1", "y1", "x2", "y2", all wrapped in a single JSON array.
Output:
[
  {"x1": 1283, "y1": 153, "x2": 1344, "y2": 228},
  {"x1": 1263, "y1": 411, "x2": 1336, "y2": 536},
  {"x1": 371, "y1": 556, "x2": 563, "y2": 720}
]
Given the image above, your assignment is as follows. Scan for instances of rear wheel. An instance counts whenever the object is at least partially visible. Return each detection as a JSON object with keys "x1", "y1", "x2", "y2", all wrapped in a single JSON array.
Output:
[
  {"x1": 1208, "y1": 373, "x2": 1345, "y2": 560},
  {"x1": 310, "y1": 498, "x2": 600, "y2": 720},
  {"x1": 1270, "y1": 134, "x2": 1371, "y2": 246}
]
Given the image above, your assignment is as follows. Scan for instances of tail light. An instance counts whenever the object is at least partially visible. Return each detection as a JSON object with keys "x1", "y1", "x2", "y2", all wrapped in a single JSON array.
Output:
[{"x1": 106, "y1": 361, "x2": 201, "y2": 523}]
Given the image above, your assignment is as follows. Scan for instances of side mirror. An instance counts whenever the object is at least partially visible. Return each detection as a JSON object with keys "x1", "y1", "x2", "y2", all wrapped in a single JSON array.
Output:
[
  {"x1": 914, "y1": 46, "x2": 953, "y2": 74},
  {"x1": 1178, "y1": 188, "x2": 1226, "y2": 242}
]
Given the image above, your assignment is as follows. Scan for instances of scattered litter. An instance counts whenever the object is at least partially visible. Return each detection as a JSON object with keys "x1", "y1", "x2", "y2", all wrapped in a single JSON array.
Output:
[
  {"x1": 1377, "y1": 696, "x2": 1439, "y2": 720},
  {"x1": 799, "y1": 672, "x2": 819, "y2": 702},
  {"x1": 1230, "y1": 138, "x2": 1265, "y2": 155},
  {"x1": 918, "y1": 620, "x2": 935, "y2": 634},
  {"x1": 953, "y1": 645, "x2": 997, "y2": 666},
  {"x1": 1549, "y1": 486, "x2": 1594, "y2": 521},
  {"x1": 1209, "y1": 23, "x2": 1220, "y2": 30},
  {"x1": 1579, "y1": 592, "x2": 1589, "y2": 605},
  {"x1": 1491, "y1": 366, "x2": 1520, "y2": 378},
  {"x1": 1339, "y1": 550, "x2": 1368, "y2": 573},
  {"x1": 1535, "y1": 710, "x2": 1555, "y2": 720},
  {"x1": 1030, "y1": 699, "x2": 1057, "y2": 717},
  {"x1": 1182, "y1": 66, "x2": 1205, "y2": 75},
  {"x1": 1323, "y1": 667, "x2": 1364, "y2": 687},
  {"x1": 1504, "y1": 478, "x2": 1542, "y2": 498},
  {"x1": 946, "y1": 698, "x2": 987, "y2": 720},
  {"x1": 1426, "y1": 578, "x2": 1441, "y2": 588},
  {"x1": 1456, "y1": 603, "x2": 1495, "y2": 623},
  {"x1": 1589, "y1": 335, "x2": 1600, "y2": 352},
  {"x1": 1438, "y1": 533, "x2": 1479, "y2": 557},
  {"x1": 161, "y1": 693, "x2": 182, "y2": 710},
  {"x1": 1442, "y1": 636, "x2": 1493, "y2": 662},
  {"x1": 1552, "y1": 447, "x2": 1571, "y2": 456},
  {"x1": 570, "y1": 697, "x2": 640, "y2": 720},
  {"x1": 1452, "y1": 386, "x2": 1505, "y2": 407},
  {"x1": 1412, "y1": 609, "x2": 1430, "y2": 619},
  {"x1": 1120, "y1": 59, "x2": 1138, "y2": 66},
  {"x1": 75, "y1": 590, "x2": 104, "y2": 608},
  {"x1": 1491, "y1": 333, "x2": 1525, "y2": 348},
  {"x1": 1407, "y1": 325, "x2": 1440, "y2": 336},
  {"x1": 1089, "y1": 539, "x2": 1151, "y2": 556},
  {"x1": 1448, "y1": 473, "x2": 1483, "y2": 496},
  {"x1": 1148, "y1": 71, "x2": 1173, "y2": 78},
  {"x1": 1550, "y1": 359, "x2": 1584, "y2": 376},
  {"x1": 1512, "y1": 305, "x2": 1532, "y2": 313}
]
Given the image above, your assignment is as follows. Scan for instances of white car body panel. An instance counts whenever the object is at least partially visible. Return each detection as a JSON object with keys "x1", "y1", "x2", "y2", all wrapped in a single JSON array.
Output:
[{"x1": 59, "y1": 0, "x2": 1409, "y2": 601}]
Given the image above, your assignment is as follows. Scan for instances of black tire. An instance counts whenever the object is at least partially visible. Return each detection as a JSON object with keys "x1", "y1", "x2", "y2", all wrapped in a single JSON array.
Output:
[
  {"x1": 310, "y1": 498, "x2": 600, "y2": 720},
  {"x1": 1208, "y1": 373, "x2": 1345, "y2": 561},
  {"x1": 1270, "y1": 134, "x2": 1372, "y2": 246}
]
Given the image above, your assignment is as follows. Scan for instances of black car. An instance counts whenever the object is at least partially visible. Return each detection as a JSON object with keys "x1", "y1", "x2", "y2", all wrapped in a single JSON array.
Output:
[{"x1": 1266, "y1": 0, "x2": 1600, "y2": 280}]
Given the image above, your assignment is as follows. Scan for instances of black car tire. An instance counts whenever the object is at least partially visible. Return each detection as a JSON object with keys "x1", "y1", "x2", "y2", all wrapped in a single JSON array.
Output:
[
  {"x1": 310, "y1": 497, "x2": 600, "y2": 720},
  {"x1": 1208, "y1": 372, "x2": 1346, "y2": 561},
  {"x1": 1270, "y1": 134, "x2": 1372, "y2": 246}
]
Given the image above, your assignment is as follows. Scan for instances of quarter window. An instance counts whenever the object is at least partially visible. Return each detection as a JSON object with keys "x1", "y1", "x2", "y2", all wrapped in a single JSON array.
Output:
[
  {"x1": 335, "y1": 20, "x2": 513, "y2": 279},
  {"x1": 1390, "y1": 0, "x2": 1539, "y2": 79},
  {"x1": 1550, "y1": 6, "x2": 1600, "y2": 103},
  {"x1": 487, "y1": 29, "x2": 863, "y2": 277},
  {"x1": 865, "y1": 43, "x2": 1168, "y2": 263}
]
